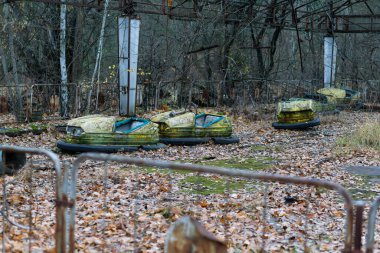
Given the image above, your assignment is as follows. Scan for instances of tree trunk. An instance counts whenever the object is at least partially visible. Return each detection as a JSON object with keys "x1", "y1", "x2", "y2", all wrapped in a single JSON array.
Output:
[
  {"x1": 0, "y1": 45, "x2": 14, "y2": 110},
  {"x1": 86, "y1": 0, "x2": 110, "y2": 114},
  {"x1": 3, "y1": 4, "x2": 21, "y2": 112},
  {"x1": 0, "y1": 46, "x2": 10, "y2": 85},
  {"x1": 249, "y1": 1, "x2": 287, "y2": 101},
  {"x1": 308, "y1": 31, "x2": 318, "y2": 80},
  {"x1": 60, "y1": 2, "x2": 69, "y2": 118},
  {"x1": 70, "y1": 8, "x2": 84, "y2": 83}
]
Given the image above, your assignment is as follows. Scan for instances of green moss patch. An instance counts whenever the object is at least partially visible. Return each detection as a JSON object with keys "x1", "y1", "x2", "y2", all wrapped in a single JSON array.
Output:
[
  {"x1": 179, "y1": 158, "x2": 273, "y2": 195},
  {"x1": 198, "y1": 157, "x2": 274, "y2": 170},
  {"x1": 346, "y1": 175, "x2": 380, "y2": 201},
  {"x1": 180, "y1": 175, "x2": 246, "y2": 195},
  {"x1": 129, "y1": 157, "x2": 274, "y2": 195},
  {"x1": 0, "y1": 128, "x2": 29, "y2": 137}
]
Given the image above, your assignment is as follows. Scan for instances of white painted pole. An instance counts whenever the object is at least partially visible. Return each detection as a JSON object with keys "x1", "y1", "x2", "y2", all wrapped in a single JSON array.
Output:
[
  {"x1": 118, "y1": 16, "x2": 140, "y2": 116},
  {"x1": 324, "y1": 36, "x2": 337, "y2": 88}
]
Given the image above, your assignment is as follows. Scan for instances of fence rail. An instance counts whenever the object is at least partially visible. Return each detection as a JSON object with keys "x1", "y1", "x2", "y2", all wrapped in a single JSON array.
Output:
[
  {"x1": 69, "y1": 153, "x2": 358, "y2": 253},
  {"x1": 1, "y1": 79, "x2": 379, "y2": 123},
  {"x1": 0, "y1": 146, "x2": 65, "y2": 253},
  {"x1": 0, "y1": 146, "x2": 379, "y2": 252},
  {"x1": 366, "y1": 196, "x2": 380, "y2": 253}
]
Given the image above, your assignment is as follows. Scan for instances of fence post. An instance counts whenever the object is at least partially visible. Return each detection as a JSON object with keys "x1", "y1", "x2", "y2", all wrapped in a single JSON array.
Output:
[
  {"x1": 0, "y1": 145, "x2": 65, "y2": 253},
  {"x1": 353, "y1": 201, "x2": 366, "y2": 253},
  {"x1": 365, "y1": 196, "x2": 380, "y2": 253},
  {"x1": 69, "y1": 153, "x2": 356, "y2": 252}
]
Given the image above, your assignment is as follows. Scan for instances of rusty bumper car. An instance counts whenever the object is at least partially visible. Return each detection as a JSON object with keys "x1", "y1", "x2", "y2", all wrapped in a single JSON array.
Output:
[
  {"x1": 272, "y1": 98, "x2": 320, "y2": 130},
  {"x1": 57, "y1": 115, "x2": 164, "y2": 153},
  {"x1": 151, "y1": 111, "x2": 239, "y2": 145},
  {"x1": 317, "y1": 87, "x2": 362, "y2": 110}
]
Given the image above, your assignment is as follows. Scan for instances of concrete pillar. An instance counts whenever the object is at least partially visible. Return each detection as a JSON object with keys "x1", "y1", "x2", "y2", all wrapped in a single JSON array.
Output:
[
  {"x1": 118, "y1": 16, "x2": 140, "y2": 116},
  {"x1": 324, "y1": 36, "x2": 337, "y2": 88}
]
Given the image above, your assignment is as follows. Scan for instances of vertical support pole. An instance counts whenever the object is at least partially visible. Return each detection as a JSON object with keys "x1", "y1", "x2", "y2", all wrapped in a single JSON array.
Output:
[
  {"x1": 324, "y1": 36, "x2": 337, "y2": 88},
  {"x1": 354, "y1": 201, "x2": 366, "y2": 253},
  {"x1": 118, "y1": 16, "x2": 140, "y2": 116},
  {"x1": 366, "y1": 196, "x2": 380, "y2": 253}
]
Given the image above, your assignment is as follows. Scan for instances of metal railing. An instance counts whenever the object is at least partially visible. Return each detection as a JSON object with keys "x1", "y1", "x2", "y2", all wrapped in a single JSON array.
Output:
[
  {"x1": 1, "y1": 79, "x2": 379, "y2": 123},
  {"x1": 67, "y1": 153, "x2": 358, "y2": 253},
  {"x1": 147, "y1": 79, "x2": 380, "y2": 110},
  {"x1": 30, "y1": 83, "x2": 80, "y2": 120},
  {"x1": 0, "y1": 146, "x2": 380, "y2": 252},
  {"x1": 366, "y1": 196, "x2": 380, "y2": 253},
  {"x1": 0, "y1": 146, "x2": 65, "y2": 253}
]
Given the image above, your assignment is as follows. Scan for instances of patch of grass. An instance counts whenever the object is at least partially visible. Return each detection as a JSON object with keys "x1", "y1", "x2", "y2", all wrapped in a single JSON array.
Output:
[
  {"x1": 180, "y1": 157, "x2": 273, "y2": 195},
  {"x1": 346, "y1": 175, "x2": 380, "y2": 201},
  {"x1": 348, "y1": 187, "x2": 378, "y2": 200},
  {"x1": 130, "y1": 157, "x2": 274, "y2": 195},
  {"x1": 198, "y1": 157, "x2": 274, "y2": 170},
  {"x1": 271, "y1": 145, "x2": 284, "y2": 152},
  {"x1": 180, "y1": 175, "x2": 246, "y2": 195},
  {"x1": 250, "y1": 145, "x2": 268, "y2": 152},
  {"x1": 3, "y1": 128, "x2": 24, "y2": 133},
  {"x1": 137, "y1": 157, "x2": 274, "y2": 174},
  {"x1": 0, "y1": 127, "x2": 28, "y2": 137},
  {"x1": 29, "y1": 123, "x2": 47, "y2": 131},
  {"x1": 337, "y1": 120, "x2": 380, "y2": 151},
  {"x1": 139, "y1": 166, "x2": 191, "y2": 174}
]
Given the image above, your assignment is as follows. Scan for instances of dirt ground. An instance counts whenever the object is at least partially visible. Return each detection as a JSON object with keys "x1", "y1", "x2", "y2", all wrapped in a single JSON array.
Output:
[{"x1": 0, "y1": 111, "x2": 380, "y2": 252}]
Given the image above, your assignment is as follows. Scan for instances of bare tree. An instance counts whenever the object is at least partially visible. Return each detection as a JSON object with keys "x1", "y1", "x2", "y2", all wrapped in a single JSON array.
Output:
[{"x1": 60, "y1": 1, "x2": 68, "y2": 117}]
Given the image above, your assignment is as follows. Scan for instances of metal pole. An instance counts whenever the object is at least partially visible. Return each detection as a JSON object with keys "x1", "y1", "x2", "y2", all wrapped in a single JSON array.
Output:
[
  {"x1": 366, "y1": 196, "x2": 380, "y2": 253},
  {"x1": 0, "y1": 146, "x2": 64, "y2": 253},
  {"x1": 70, "y1": 153, "x2": 356, "y2": 253},
  {"x1": 118, "y1": 16, "x2": 140, "y2": 117},
  {"x1": 353, "y1": 201, "x2": 366, "y2": 253}
]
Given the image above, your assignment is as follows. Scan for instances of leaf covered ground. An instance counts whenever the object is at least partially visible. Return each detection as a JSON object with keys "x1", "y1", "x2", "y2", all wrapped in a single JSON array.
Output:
[{"x1": 0, "y1": 111, "x2": 380, "y2": 252}]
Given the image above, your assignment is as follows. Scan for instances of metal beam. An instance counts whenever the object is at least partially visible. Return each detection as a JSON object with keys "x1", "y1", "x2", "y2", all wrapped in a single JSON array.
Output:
[{"x1": 7, "y1": 0, "x2": 380, "y2": 33}]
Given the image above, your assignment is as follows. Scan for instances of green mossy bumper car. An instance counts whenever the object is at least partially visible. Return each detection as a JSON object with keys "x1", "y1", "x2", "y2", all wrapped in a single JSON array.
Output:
[
  {"x1": 272, "y1": 98, "x2": 320, "y2": 130},
  {"x1": 57, "y1": 115, "x2": 165, "y2": 153},
  {"x1": 303, "y1": 93, "x2": 337, "y2": 113},
  {"x1": 317, "y1": 87, "x2": 361, "y2": 109},
  {"x1": 151, "y1": 111, "x2": 239, "y2": 145}
]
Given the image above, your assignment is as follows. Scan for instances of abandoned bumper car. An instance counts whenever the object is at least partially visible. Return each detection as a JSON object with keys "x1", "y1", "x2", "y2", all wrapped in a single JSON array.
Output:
[
  {"x1": 57, "y1": 115, "x2": 165, "y2": 153},
  {"x1": 151, "y1": 111, "x2": 240, "y2": 145},
  {"x1": 316, "y1": 87, "x2": 361, "y2": 109},
  {"x1": 272, "y1": 98, "x2": 320, "y2": 130}
]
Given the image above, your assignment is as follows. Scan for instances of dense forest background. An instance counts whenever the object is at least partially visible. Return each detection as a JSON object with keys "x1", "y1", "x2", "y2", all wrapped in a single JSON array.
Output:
[{"x1": 0, "y1": 0, "x2": 379, "y2": 115}]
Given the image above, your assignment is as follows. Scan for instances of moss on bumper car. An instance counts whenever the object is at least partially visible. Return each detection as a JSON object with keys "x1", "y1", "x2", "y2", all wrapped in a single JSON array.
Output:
[
  {"x1": 151, "y1": 111, "x2": 238, "y2": 145},
  {"x1": 57, "y1": 115, "x2": 163, "y2": 153},
  {"x1": 304, "y1": 93, "x2": 337, "y2": 112},
  {"x1": 317, "y1": 87, "x2": 361, "y2": 109},
  {"x1": 272, "y1": 98, "x2": 320, "y2": 130}
]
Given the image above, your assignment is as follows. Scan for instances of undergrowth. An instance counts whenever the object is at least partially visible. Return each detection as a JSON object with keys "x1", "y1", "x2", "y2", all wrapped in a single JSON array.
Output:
[{"x1": 337, "y1": 120, "x2": 380, "y2": 151}]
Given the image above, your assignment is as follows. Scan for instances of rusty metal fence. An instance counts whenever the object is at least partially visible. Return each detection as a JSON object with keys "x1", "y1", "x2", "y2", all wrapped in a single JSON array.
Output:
[
  {"x1": 0, "y1": 147, "x2": 380, "y2": 252},
  {"x1": 148, "y1": 79, "x2": 380, "y2": 110},
  {"x1": 1, "y1": 79, "x2": 379, "y2": 124},
  {"x1": 0, "y1": 82, "x2": 118, "y2": 123},
  {"x1": 66, "y1": 153, "x2": 361, "y2": 253},
  {"x1": 0, "y1": 84, "x2": 80, "y2": 124},
  {"x1": 0, "y1": 146, "x2": 66, "y2": 253},
  {"x1": 366, "y1": 196, "x2": 380, "y2": 253},
  {"x1": 30, "y1": 83, "x2": 80, "y2": 120}
]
